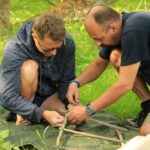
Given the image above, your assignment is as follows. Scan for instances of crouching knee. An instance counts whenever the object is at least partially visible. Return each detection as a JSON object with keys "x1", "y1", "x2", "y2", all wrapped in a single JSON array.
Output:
[{"x1": 21, "y1": 59, "x2": 39, "y2": 82}]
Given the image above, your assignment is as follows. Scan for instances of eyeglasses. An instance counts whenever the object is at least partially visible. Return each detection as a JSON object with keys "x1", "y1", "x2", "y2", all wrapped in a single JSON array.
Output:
[{"x1": 37, "y1": 37, "x2": 66, "y2": 52}]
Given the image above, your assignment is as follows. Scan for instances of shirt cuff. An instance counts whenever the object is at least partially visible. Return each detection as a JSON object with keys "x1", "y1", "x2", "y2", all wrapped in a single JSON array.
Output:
[{"x1": 31, "y1": 107, "x2": 44, "y2": 123}]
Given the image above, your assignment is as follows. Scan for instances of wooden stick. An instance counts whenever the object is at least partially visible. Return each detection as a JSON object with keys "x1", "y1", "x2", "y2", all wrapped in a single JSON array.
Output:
[
  {"x1": 59, "y1": 109, "x2": 68, "y2": 116},
  {"x1": 88, "y1": 118, "x2": 127, "y2": 132},
  {"x1": 52, "y1": 145, "x2": 76, "y2": 150},
  {"x1": 56, "y1": 114, "x2": 68, "y2": 148},
  {"x1": 116, "y1": 129, "x2": 125, "y2": 147},
  {"x1": 64, "y1": 17, "x2": 86, "y2": 22},
  {"x1": 64, "y1": 128, "x2": 121, "y2": 143},
  {"x1": 49, "y1": 145, "x2": 95, "y2": 150},
  {"x1": 46, "y1": 0, "x2": 56, "y2": 6}
]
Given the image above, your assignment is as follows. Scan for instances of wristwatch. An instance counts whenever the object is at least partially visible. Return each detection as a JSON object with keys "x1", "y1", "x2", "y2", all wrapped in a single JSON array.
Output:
[{"x1": 86, "y1": 104, "x2": 95, "y2": 116}]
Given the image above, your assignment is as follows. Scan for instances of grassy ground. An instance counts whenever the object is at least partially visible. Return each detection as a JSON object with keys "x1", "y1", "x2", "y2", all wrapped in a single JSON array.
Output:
[{"x1": 1, "y1": 0, "x2": 150, "y2": 120}]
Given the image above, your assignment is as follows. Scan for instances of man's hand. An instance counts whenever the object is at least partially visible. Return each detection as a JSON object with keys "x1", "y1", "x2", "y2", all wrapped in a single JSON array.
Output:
[
  {"x1": 66, "y1": 82, "x2": 80, "y2": 105},
  {"x1": 42, "y1": 110, "x2": 64, "y2": 127},
  {"x1": 68, "y1": 104, "x2": 89, "y2": 124}
]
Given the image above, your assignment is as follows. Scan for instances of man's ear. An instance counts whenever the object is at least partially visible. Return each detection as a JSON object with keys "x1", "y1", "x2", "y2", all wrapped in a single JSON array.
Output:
[
  {"x1": 31, "y1": 29, "x2": 37, "y2": 38},
  {"x1": 109, "y1": 23, "x2": 118, "y2": 33}
]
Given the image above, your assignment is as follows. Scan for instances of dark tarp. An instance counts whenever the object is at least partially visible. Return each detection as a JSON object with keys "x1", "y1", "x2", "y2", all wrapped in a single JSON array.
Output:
[{"x1": 0, "y1": 107, "x2": 138, "y2": 150}]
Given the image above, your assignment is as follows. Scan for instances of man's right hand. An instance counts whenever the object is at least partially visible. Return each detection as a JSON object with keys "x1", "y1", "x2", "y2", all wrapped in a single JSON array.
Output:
[
  {"x1": 66, "y1": 82, "x2": 80, "y2": 105},
  {"x1": 42, "y1": 110, "x2": 64, "y2": 127}
]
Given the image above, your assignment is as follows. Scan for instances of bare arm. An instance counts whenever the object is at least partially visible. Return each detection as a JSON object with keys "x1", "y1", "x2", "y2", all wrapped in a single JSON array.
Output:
[
  {"x1": 91, "y1": 62, "x2": 140, "y2": 112},
  {"x1": 77, "y1": 56, "x2": 109, "y2": 86},
  {"x1": 66, "y1": 56, "x2": 109, "y2": 104},
  {"x1": 68, "y1": 62, "x2": 141, "y2": 123}
]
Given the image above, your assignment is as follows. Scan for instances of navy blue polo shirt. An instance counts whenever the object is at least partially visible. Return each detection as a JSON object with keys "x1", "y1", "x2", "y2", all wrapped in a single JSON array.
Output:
[{"x1": 99, "y1": 12, "x2": 150, "y2": 83}]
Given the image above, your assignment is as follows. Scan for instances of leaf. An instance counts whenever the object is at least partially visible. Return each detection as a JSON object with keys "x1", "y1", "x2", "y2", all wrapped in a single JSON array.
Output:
[
  {"x1": 2, "y1": 141, "x2": 12, "y2": 150},
  {"x1": 0, "y1": 130, "x2": 9, "y2": 139},
  {"x1": 36, "y1": 130, "x2": 46, "y2": 145}
]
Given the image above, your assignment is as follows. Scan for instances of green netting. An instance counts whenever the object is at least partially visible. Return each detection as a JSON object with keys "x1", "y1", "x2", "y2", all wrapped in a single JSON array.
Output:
[{"x1": 0, "y1": 107, "x2": 139, "y2": 150}]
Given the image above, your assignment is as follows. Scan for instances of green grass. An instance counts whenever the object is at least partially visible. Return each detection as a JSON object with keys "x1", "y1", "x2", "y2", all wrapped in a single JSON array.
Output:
[
  {"x1": 111, "y1": 0, "x2": 150, "y2": 12},
  {"x1": 0, "y1": 0, "x2": 53, "y2": 60},
  {"x1": 1, "y1": 0, "x2": 148, "y2": 120}
]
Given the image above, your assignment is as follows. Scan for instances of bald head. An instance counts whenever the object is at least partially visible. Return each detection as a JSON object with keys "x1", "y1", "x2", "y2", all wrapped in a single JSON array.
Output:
[
  {"x1": 84, "y1": 5, "x2": 122, "y2": 47},
  {"x1": 86, "y1": 5, "x2": 120, "y2": 26}
]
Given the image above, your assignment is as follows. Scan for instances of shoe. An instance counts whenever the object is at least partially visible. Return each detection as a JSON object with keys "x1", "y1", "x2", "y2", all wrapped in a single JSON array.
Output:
[
  {"x1": 6, "y1": 112, "x2": 32, "y2": 126},
  {"x1": 6, "y1": 112, "x2": 16, "y2": 122},
  {"x1": 125, "y1": 110, "x2": 149, "y2": 129},
  {"x1": 16, "y1": 115, "x2": 32, "y2": 126}
]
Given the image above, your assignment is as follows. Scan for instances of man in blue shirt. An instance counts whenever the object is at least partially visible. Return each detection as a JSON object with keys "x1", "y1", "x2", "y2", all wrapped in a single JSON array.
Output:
[
  {"x1": 0, "y1": 13, "x2": 75, "y2": 127},
  {"x1": 67, "y1": 5, "x2": 150, "y2": 135}
]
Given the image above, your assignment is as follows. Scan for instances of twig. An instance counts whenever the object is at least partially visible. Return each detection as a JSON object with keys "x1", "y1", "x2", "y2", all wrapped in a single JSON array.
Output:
[
  {"x1": 64, "y1": 128, "x2": 121, "y2": 143},
  {"x1": 45, "y1": 0, "x2": 56, "y2": 6},
  {"x1": 56, "y1": 114, "x2": 68, "y2": 149},
  {"x1": 52, "y1": 145, "x2": 98, "y2": 150},
  {"x1": 88, "y1": 118, "x2": 127, "y2": 132},
  {"x1": 73, "y1": 1, "x2": 78, "y2": 21},
  {"x1": 52, "y1": 145, "x2": 76, "y2": 150},
  {"x1": 64, "y1": 17, "x2": 86, "y2": 22},
  {"x1": 116, "y1": 129, "x2": 125, "y2": 147},
  {"x1": 59, "y1": 109, "x2": 68, "y2": 116}
]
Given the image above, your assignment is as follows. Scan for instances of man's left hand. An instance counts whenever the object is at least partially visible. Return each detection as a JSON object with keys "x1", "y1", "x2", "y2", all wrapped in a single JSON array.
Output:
[{"x1": 68, "y1": 104, "x2": 89, "y2": 124}]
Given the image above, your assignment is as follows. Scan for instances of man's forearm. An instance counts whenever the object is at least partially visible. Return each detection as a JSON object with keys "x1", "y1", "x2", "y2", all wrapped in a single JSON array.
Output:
[
  {"x1": 91, "y1": 62, "x2": 140, "y2": 112},
  {"x1": 77, "y1": 56, "x2": 109, "y2": 86},
  {"x1": 91, "y1": 80, "x2": 131, "y2": 112}
]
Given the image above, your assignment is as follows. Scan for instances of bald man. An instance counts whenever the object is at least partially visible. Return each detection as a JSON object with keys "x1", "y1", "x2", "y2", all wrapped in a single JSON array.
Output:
[{"x1": 67, "y1": 5, "x2": 150, "y2": 135}]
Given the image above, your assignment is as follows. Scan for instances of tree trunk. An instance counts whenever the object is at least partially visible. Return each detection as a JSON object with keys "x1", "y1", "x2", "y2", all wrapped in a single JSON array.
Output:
[{"x1": 0, "y1": 0, "x2": 10, "y2": 28}]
